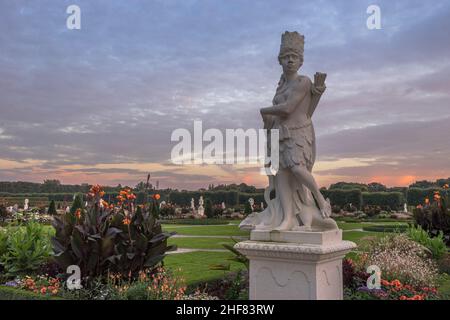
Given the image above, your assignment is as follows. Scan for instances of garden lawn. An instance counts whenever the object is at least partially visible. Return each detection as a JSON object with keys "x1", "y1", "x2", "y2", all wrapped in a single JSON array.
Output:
[
  {"x1": 168, "y1": 237, "x2": 241, "y2": 250},
  {"x1": 164, "y1": 251, "x2": 246, "y2": 286},
  {"x1": 342, "y1": 231, "x2": 384, "y2": 244},
  {"x1": 337, "y1": 221, "x2": 409, "y2": 231},
  {"x1": 162, "y1": 224, "x2": 250, "y2": 237}
]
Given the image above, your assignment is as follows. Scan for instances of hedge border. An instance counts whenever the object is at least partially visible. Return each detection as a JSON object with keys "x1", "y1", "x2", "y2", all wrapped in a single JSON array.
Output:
[{"x1": 0, "y1": 286, "x2": 63, "y2": 300}]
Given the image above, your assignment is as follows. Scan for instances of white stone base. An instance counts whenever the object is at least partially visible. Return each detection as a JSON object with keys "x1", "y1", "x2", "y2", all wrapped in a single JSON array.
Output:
[
  {"x1": 235, "y1": 232, "x2": 356, "y2": 300},
  {"x1": 250, "y1": 229, "x2": 342, "y2": 245}
]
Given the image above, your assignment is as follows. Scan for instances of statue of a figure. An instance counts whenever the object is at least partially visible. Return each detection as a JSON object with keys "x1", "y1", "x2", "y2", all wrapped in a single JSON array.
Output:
[
  {"x1": 24, "y1": 199, "x2": 29, "y2": 211},
  {"x1": 240, "y1": 31, "x2": 337, "y2": 232},
  {"x1": 197, "y1": 196, "x2": 205, "y2": 216}
]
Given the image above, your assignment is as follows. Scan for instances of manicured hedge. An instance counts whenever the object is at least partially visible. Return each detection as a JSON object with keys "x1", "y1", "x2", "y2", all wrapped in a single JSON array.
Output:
[
  {"x1": 320, "y1": 189, "x2": 363, "y2": 209},
  {"x1": 167, "y1": 190, "x2": 263, "y2": 207},
  {"x1": 0, "y1": 286, "x2": 63, "y2": 300},
  {"x1": 362, "y1": 225, "x2": 409, "y2": 233},
  {"x1": 335, "y1": 217, "x2": 412, "y2": 223},
  {"x1": 362, "y1": 192, "x2": 405, "y2": 210}
]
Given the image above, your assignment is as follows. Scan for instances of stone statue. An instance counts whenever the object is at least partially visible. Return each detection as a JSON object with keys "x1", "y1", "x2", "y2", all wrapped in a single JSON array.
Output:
[
  {"x1": 248, "y1": 198, "x2": 254, "y2": 208},
  {"x1": 404, "y1": 203, "x2": 408, "y2": 213},
  {"x1": 197, "y1": 196, "x2": 205, "y2": 216},
  {"x1": 240, "y1": 31, "x2": 337, "y2": 232},
  {"x1": 24, "y1": 199, "x2": 29, "y2": 211},
  {"x1": 221, "y1": 202, "x2": 226, "y2": 210},
  {"x1": 190, "y1": 198, "x2": 195, "y2": 211}
]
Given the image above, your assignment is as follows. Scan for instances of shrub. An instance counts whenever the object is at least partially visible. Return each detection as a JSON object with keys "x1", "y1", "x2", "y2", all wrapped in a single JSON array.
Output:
[
  {"x1": 406, "y1": 225, "x2": 447, "y2": 260},
  {"x1": 331, "y1": 205, "x2": 341, "y2": 214},
  {"x1": 0, "y1": 222, "x2": 51, "y2": 276},
  {"x1": 244, "y1": 202, "x2": 252, "y2": 216},
  {"x1": 159, "y1": 204, "x2": 176, "y2": 217},
  {"x1": 362, "y1": 225, "x2": 408, "y2": 233},
  {"x1": 47, "y1": 200, "x2": 57, "y2": 216},
  {"x1": 111, "y1": 267, "x2": 186, "y2": 300},
  {"x1": 0, "y1": 285, "x2": 62, "y2": 300},
  {"x1": 205, "y1": 199, "x2": 213, "y2": 218},
  {"x1": 0, "y1": 205, "x2": 7, "y2": 219},
  {"x1": 52, "y1": 185, "x2": 176, "y2": 283},
  {"x1": 407, "y1": 188, "x2": 444, "y2": 206},
  {"x1": 363, "y1": 205, "x2": 381, "y2": 217},
  {"x1": 413, "y1": 189, "x2": 450, "y2": 245},
  {"x1": 360, "y1": 234, "x2": 439, "y2": 287},
  {"x1": 70, "y1": 193, "x2": 84, "y2": 215}
]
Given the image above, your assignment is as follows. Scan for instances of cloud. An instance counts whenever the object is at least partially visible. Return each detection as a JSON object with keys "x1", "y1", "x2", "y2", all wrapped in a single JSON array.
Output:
[{"x1": 0, "y1": 0, "x2": 449, "y2": 188}]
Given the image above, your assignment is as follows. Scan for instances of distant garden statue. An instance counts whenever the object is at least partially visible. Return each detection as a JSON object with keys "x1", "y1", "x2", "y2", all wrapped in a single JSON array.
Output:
[{"x1": 240, "y1": 31, "x2": 337, "y2": 232}]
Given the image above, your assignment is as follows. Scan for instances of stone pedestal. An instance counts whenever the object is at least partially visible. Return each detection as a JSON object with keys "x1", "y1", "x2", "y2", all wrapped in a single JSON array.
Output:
[{"x1": 234, "y1": 230, "x2": 356, "y2": 300}]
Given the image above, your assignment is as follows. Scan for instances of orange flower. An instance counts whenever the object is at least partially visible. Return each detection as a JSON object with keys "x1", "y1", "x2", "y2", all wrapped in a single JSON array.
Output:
[
  {"x1": 75, "y1": 209, "x2": 82, "y2": 219},
  {"x1": 127, "y1": 194, "x2": 136, "y2": 200},
  {"x1": 381, "y1": 279, "x2": 390, "y2": 286},
  {"x1": 399, "y1": 295, "x2": 407, "y2": 300},
  {"x1": 411, "y1": 295, "x2": 423, "y2": 300},
  {"x1": 444, "y1": 184, "x2": 449, "y2": 189},
  {"x1": 391, "y1": 279, "x2": 402, "y2": 288},
  {"x1": 122, "y1": 217, "x2": 131, "y2": 225},
  {"x1": 434, "y1": 194, "x2": 441, "y2": 201},
  {"x1": 51, "y1": 289, "x2": 58, "y2": 295},
  {"x1": 40, "y1": 287, "x2": 47, "y2": 294},
  {"x1": 102, "y1": 200, "x2": 109, "y2": 207},
  {"x1": 89, "y1": 184, "x2": 103, "y2": 195},
  {"x1": 153, "y1": 194, "x2": 161, "y2": 200}
]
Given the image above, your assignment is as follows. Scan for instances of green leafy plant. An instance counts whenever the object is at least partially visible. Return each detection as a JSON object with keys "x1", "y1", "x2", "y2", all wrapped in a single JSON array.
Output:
[
  {"x1": 51, "y1": 185, "x2": 176, "y2": 283},
  {"x1": 0, "y1": 222, "x2": 51, "y2": 276},
  {"x1": 209, "y1": 237, "x2": 249, "y2": 271},
  {"x1": 406, "y1": 225, "x2": 447, "y2": 260},
  {"x1": 413, "y1": 187, "x2": 450, "y2": 245},
  {"x1": 70, "y1": 193, "x2": 84, "y2": 215}
]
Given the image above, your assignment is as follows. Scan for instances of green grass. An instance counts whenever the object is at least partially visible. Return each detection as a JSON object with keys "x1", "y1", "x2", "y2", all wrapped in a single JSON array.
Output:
[
  {"x1": 163, "y1": 224, "x2": 250, "y2": 237},
  {"x1": 168, "y1": 237, "x2": 241, "y2": 250},
  {"x1": 342, "y1": 231, "x2": 384, "y2": 244},
  {"x1": 159, "y1": 219, "x2": 231, "y2": 225},
  {"x1": 337, "y1": 221, "x2": 409, "y2": 230},
  {"x1": 164, "y1": 251, "x2": 246, "y2": 286}
]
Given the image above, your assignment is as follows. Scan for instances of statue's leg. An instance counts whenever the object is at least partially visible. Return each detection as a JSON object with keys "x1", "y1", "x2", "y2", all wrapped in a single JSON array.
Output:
[
  {"x1": 291, "y1": 165, "x2": 327, "y2": 211},
  {"x1": 274, "y1": 169, "x2": 296, "y2": 231}
]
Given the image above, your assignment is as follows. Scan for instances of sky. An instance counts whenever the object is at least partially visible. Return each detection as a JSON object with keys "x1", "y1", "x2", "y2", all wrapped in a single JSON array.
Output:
[{"x1": 0, "y1": 0, "x2": 449, "y2": 190}]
